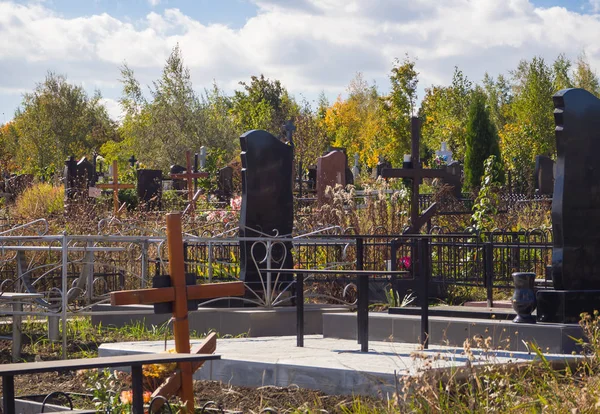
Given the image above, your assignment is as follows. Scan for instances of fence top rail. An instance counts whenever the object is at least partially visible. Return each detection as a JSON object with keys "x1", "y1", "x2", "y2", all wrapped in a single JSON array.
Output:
[{"x1": 278, "y1": 268, "x2": 409, "y2": 275}]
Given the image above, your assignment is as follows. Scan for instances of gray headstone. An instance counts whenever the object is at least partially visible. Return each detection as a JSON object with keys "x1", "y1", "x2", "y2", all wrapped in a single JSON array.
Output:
[
  {"x1": 239, "y1": 130, "x2": 294, "y2": 292},
  {"x1": 216, "y1": 166, "x2": 233, "y2": 201}
]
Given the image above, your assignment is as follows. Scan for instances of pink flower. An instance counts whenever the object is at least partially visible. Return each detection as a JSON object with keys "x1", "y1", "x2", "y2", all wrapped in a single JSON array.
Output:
[
  {"x1": 230, "y1": 196, "x2": 242, "y2": 211},
  {"x1": 400, "y1": 256, "x2": 411, "y2": 270},
  {"x1": 120, "y1": 390, "x2": 133, "y2": 405}
]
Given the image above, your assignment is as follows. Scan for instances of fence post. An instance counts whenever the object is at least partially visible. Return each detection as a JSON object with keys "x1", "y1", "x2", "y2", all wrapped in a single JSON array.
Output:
[
  {"x1": 141, "y1": 241, "x2": 148, "y2": 288},
  {"x1": 296, "y1": 273, "x2": 304, "y2": 347},
  {"x1": 418, "y1": 238, "x2": 430, "y2": 349},
  {"x1": 390, "y1": 239, "x2": 398, "y2": 307},
  {"x1": 355, "y1": 238, "x2": 368, "y2": 351},
  {"x1": 484, "y1": 242, "x2": 494, "y2": 307}
]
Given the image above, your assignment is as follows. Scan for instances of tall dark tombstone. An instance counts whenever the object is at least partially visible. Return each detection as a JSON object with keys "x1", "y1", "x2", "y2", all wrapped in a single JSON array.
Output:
[
  {"x1": 534, "y1": 155, "x2": 555, "y2": 195},
  {"x1": 239, "y1": 130, "x2": 294, "y2": 295},
  {"x1": 537, "y1": 88, "x2": 600, "y2": 323},
  {"x1": 216, "y1": 166, "x2": 233, "y2": 202},
  {"x1": 137, "y1": 169, "x2": 163, "y2": 210}
]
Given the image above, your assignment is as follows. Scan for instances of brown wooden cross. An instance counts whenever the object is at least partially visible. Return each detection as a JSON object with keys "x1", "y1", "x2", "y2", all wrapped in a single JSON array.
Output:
[
  {"x1": 97, "y1": 160, "x2": 135, "y2": 217},
  {"x1": 110, "y1": 213, "x2": 244, "y2": 412},
  {"x1": 170, "y1": 151, "x2": 209, "y2": 216},
  {"x1": 381, "y1": 117, "x2": 461, "y2": 233}
]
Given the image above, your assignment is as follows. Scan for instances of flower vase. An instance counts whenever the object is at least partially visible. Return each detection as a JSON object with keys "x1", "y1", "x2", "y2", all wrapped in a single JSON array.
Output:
[{"x1": 512, "y1": 272, "x2": 537, "y2": 324}]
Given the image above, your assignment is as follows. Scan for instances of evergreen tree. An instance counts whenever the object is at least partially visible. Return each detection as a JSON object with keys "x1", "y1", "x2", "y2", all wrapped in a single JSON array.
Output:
[{"x1": 464, "y1": 91, "x2": 503, "y2": 190}]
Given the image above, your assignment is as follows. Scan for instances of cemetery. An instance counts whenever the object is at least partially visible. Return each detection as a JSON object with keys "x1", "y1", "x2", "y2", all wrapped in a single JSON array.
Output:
[{"x1": 1, "y1": 47, "x2": 600, "y2": 412}]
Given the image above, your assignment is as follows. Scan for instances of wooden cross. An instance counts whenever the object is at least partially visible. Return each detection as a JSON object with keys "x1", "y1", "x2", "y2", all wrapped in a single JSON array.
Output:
[
  {"x1": 110, "y1": 213, "x2": 244, "y2": 412},
  {"x1": 170, "y1": 151, "x2": 208, "y2": 216},
  {"x1": 381, "y1": 117, "x2": 460, "y2": 233},
  {"x1": 97, "y1": 160, "x2": 135, "y2": 217}
]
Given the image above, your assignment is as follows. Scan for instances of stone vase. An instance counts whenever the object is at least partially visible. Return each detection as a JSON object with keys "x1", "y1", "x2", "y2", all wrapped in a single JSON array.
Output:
[{"x1": 512, "y1": 272, "x2": 537, "y2": 324}]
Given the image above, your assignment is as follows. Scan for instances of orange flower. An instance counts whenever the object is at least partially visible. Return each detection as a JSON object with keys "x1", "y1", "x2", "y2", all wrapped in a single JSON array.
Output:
[
  {"x1": 120, "y1": 390, "x2": 133, "y2": 405},
  {"x1": 143, "y1": 391, "x2": 152, "y2": 404}
]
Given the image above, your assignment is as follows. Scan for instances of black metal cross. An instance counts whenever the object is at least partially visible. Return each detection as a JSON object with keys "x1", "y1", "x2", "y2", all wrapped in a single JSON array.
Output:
[
  {"x1": 129, "y1": 155, "x2": 137, "y2": 168},
  {"x1": 283, "y1": 119, "x2": 296, "y2": 147}
]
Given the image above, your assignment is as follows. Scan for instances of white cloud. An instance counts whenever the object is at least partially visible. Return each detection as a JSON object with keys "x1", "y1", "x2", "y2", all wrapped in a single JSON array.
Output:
[
  {"x1": 148, "y1": 0, "x2": 161, "y2": 7},
  {"x1": 99, "y1": 98, "x2": 123, "y2": 122},
  {"x1": 1, "y1": 0, "x2": 600, "y2": 121}
]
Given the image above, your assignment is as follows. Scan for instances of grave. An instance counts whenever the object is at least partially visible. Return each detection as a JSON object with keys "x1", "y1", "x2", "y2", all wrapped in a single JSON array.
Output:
[
  {"x1": 169, "y1": 151, "x2": 209, "y2": 216},
  {"x1": 381, "y1": 117, "x2": 463, "y2": 233},
  {"x1": 96, "y1": 160, "x2": 134, "y2": 217},
  {"x1": 435, "y1": 141, "x2": 453, "y2": 164},
  {"x1": 215, "y1": 166, "x2": 233, "y2": 202},
  {"x1": 99, "y1": 335, "x2": 580, "y2": 397},
  {"x1": 316, "y1": 150, "x2": 346, "y2": 204},
  {"x1": 136, "y1": 169, "x2": 162, "y2": 210},
  {"x1": 537, "y1": 88, "x2": 600, "y2": 323},
  {"x1": 239, "y1": 129, "x2": 294, "y2": 296},
  {"x1": 534, "y1": 155, "x2": 555, "y2": 195}
]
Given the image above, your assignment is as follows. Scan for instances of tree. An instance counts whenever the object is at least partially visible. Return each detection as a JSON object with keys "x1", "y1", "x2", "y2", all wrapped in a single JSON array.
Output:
[
  {"x1": 420, "y1": 67, "x2": 473, "y2": 162},
  {"x1": 294, "y1": 98, "x2": 328, "y2": 169},
  {"x1": 464, "y1": 90, "x2": 503, "y2": 190},
  {"x1": 482, "y1": 73, "x2": 512, "y2": 132},
  {"x1": 380, "y1": 56, "x2": 419, "y2": 165},
  {"x1": 230, "y1": 74, "x2": 298, "y2": 134},
  {"x1": 11, "y1": 72, "x2": 117, "y2": 177},
  {"x1": 574, "y1": 52, "x2": 600, "y2": 97},
  {"x1": 553, "y1": 54, "x2": 574, "y2": 91}
]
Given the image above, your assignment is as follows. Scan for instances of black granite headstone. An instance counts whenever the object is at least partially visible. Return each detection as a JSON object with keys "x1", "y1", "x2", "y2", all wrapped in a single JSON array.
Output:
[
  {"x1": 137, "y1": 169, "x2": 162, "y2": 210},
  {"x1": 239, "y1": 130, "x2": 294, "y2": 294},
  {"x1": 169, "y1": 164, "x2": 186, "y2": 191},
  {"x1": 537, "y1": 88, "x2": 600, "y2": 323},
  {"x1": 534, "y1": 155, "x2": 555, "y2": 195},
  {"x1": 307, "y1": 166, "x2": 317, "y2": 190},
  {"x1": 216, "y1": 166, "x2": 233, "y2": 202}
]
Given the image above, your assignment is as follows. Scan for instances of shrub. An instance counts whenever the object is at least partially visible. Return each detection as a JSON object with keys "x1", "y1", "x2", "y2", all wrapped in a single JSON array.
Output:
[{"x1": 12, "y1": 183, "x2": 64, "y2": 219}]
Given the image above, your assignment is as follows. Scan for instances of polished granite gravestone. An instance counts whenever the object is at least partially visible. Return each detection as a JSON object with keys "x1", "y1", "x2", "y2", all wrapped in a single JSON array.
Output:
[
  {"x1": 537, "y1": 88, "x2": 600, "y2": 323},
  {"x1": 137, "y1": 169, "x2": 162, "y2": 210},
  {"x1": 169, "y1": 164, "x2": 187, "y2": 191},
  {"x1": 535, "y1": 155, "x2": 555, "y2": 195},
  {"x1": 316, "y1": 150, "x2": 346, "y2": 204},
  {"x1": 216, "y1": 166, "x2": 233, "y2": 201},
  {"x1": 239, "y1": 130, "x2": 294, "y2": 295}
]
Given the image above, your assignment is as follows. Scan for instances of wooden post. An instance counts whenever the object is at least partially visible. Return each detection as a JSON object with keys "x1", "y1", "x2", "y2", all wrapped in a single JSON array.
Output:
[
  {"x1": 97, "y1": 160, "x2": 135, "y2": 216},
  {"x1": 110, "y1": 213, "x2": 244, "y2": 412},
  {"x1": 166, "y1": 213, "x2": 193, "y2": 411}
]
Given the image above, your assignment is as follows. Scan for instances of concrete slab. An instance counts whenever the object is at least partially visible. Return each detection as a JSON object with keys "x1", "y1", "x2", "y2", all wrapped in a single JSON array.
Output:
[
  {"x1": 99, "y1": 335, "x2": 578, "y2": 397},
  {"x1": 91, "y1": 304, "x2": 346, "y2": 337},
  {"x1": 324, "y1": 312, "x2": 585, "y2": 354}
]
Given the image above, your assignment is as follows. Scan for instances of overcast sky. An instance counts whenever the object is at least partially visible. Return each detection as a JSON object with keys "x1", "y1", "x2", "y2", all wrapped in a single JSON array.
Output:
[{"x1": 1, "y1": 0, "x2": 599, "y2": 123}]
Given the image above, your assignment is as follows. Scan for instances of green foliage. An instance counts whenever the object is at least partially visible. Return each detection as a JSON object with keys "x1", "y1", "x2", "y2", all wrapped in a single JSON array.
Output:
[
  {"x1": 231, "y1": 74, "x2": 299, "y2": 133},
  {"x1": 471, "y1": 155, "x2": 503, "y2": 232},
  {"x1": 381, "y1": 55, "x2": 419, "y2": 165},
  {"x1": 9, "y1": 72, "x2": 117, "y2": 178},
  {"x1": 421, "y1": 67, "x2": 473, "y2": 162},
  {"x1": 12, "y1": 183, "x2": 64, "y2": 219},
  {"x1": 464, "y1": 91, "x2": 503, "y2": 190},
  {"x1": 574, "y1": 52, "x2": 600, "y2": 97}
]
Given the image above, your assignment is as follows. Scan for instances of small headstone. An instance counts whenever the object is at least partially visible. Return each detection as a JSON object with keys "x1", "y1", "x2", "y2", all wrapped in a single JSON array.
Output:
[
  {"x1": 317, "y1": 150, "x2": 347, "y2": 203},
  {"x1": 199, "y1": 147, "x2": 207, "y2": 170},
  {"x1": 216, "y1": 166, "x2": 233, "y2": 202},
  {"x1": 435, "y1": 142, "x2": 453, "y2": 164},
  {"x1": 169, "y1": 164, "x2": 187, "y2": 191},
  {"x1": 239, "y1": 130, "x2": 294, "y2": 293},
  {"x1": 307, "y1": 166, "x2": 317, "y2": 190},
  {"x1": 375, "y1": 156, "x2": 392, "y2": 178},
  {"x1": 445, "y1": 161, "x2": 463, "y2": 198},
  {"x1": 534, "y1": 155, "x2": 555, "y2": 195},
  {"x1": 137, "y1": 169, "x2": 163, "y2": 210}
]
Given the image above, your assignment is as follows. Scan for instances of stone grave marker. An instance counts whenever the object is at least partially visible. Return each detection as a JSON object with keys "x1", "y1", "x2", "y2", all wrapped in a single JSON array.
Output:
[
  {"x1": 352, "y1": 153, "x2": 360, "y2": 182},
  {"x1": 137, "y1": 169, "x2": 163, "y2": 210},
  {"x1": 169, "y1": 164, "x2": 187, "y2": 191},
  {"x1": 239, "y1": 129, "x2": 294, "y2": 293},
  {"x1": 537, "y1": 88, "x2": 600, "y2": 323},
  {"x1": 317, "y1": 150, "x2": 347, "y2": 203},
  {"x1": 534, "y1": 155, "x2": 555, "y2": 195},
  {"x1": 375, "y1": 156, "x2": 392, "y2": 178},
  {"x1": 216, "y1": 166, "x2": 233, "y2": 202},
  {"x1": 435, "y1": 142, "x2": 453, "y2": 163}
]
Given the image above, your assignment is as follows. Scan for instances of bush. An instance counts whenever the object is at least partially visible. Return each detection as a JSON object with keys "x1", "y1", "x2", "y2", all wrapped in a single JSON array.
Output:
[{"x1": 12, "y1": 183, "x2": 64, "y2": 219}]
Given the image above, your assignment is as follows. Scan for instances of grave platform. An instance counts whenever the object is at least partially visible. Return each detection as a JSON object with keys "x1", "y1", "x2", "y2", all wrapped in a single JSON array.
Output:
[
  {"x1": 388, "y1": 304, "x2": 517, "y2": 320},
  {"x1": 323, "y1": 312, "x2": 584, "y2": 354},
  {"x1": 98, "y1": 335, "x2": 578, "y2": 397},
  {"x1": 91, "y1": 304, "x2": 346, "y2": 337}
]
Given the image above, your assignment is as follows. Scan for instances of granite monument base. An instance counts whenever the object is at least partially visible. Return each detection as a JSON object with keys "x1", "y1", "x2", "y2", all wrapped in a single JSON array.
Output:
[{"x1": 537, "y1": 290, "x2": 600, "y2": 323}]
